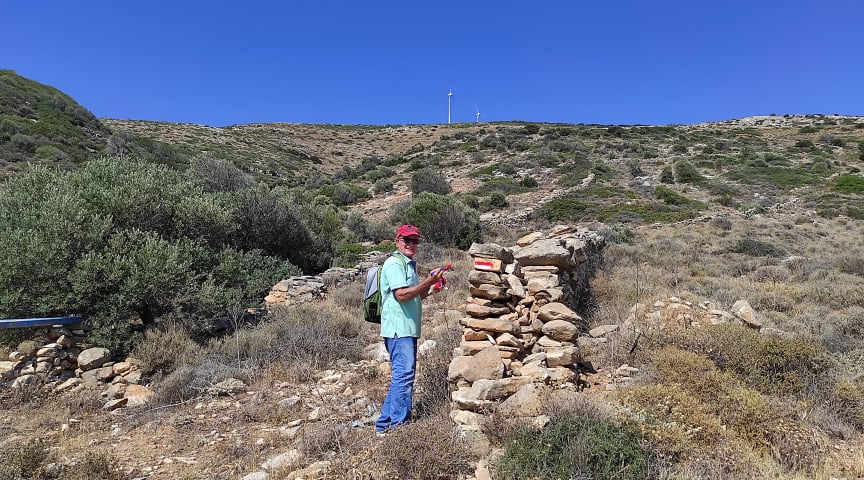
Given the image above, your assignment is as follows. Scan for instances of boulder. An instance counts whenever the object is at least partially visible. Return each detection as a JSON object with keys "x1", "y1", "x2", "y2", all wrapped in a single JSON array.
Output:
[
  {"x1": 77, "y1": 347, "x2": 112, "y2": 371},
  {"x1": 447, "y1": 347, "x2": 504, "y2": 383},
  {"x1": 468, "y1": 243, "x2": 513, "y2": 262},
  {"x1": 468, "y1": 270, "x2": 503, "y2": 286},
  {"x1": 541, "y1": 320, "x2": 579, "y2": 342},
  {"x1": 513, "y1": 239, "x2": 572, "y2": 268},
  {"x1": 536, "y1": 303, "x2": 582, "y2": 324}
]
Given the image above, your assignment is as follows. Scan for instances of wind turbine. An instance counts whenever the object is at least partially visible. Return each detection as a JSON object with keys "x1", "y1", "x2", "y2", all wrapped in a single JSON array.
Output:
[
  {"x1": 475, "y1": 105, "x2": 481, "y2": 123},
  {"x1": 447, "y1": 89, "x2": 453, "y2": 124}
]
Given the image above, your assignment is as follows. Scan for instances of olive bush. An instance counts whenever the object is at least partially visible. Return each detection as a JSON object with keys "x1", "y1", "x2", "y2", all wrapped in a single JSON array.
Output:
[
  {"x1": 0, "y1": 156, "x2": 340, "y2": 353},
  {"x1": 411, "y1": 166, "x2": 452, "y2": 197},
  {"x1": 394, "y1": 192, "x2": 482, "y2": 249}
]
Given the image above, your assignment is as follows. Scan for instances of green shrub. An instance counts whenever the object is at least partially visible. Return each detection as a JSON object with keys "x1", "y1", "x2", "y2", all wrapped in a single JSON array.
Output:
[
  {"x1": 316, "y1": 182, "x2": 369, "y2": 206},
  {"x1": 373, "y1": 178, "x2": 394, "y2": 195},
  {"x1": 659, "y1": 166, "x2": 675, "y2": 184},
  {"x1": 488, "y1": 191, "x2": 508, "y2": 208},
  {"x1": 394, "y1": 192, "x2": 482, "y2": 249},
  {"x1": 605, "y1": 224, "x2": 635, "y2": 244},
  {"x1": 832, "y1": 174, "x2": 864, "y2": 194},
  {"x1": 519, "y1": 175, "x2": 538, "y2": 188},
  {"x1": 674, "y1": 160, "x2": 705, "y2": 183},
  {"x1": 411, "y1": 166, "x2": 451, "y2": 196},
  {"x1": 654, "y1": 186, "x2": 701, "y2": 207},
  {"x1": 34, "y1": 144, "x2": 68, "y2": 161},
  {"x1": 494, "y1": 416, "x2": 654, "y2": 480},
  {"x1": 522, "y1": 124, "x2": 540, "y2": 135},
  {"x1": 716, "y1": 194, "x2": 735, "y2": 207},
  {"x1": 473, "y1": 177, "x2": 531, "y2": 197},
  {"x1": 188, "y1": 156, "x2": 254, "y2": 193},
  {"x1": 497, "y1": 161, "x2": 516, "y2": 175},
  {"x1": 627, "y1": 159, "x2": 644, "y2": 177},
  {"x1": 540, "y1": 196, "x2": 698, "y2": 224},
  {"x1": 0, "y1": 158, "x2": 329, "y2": 353},
  {"x1": 730, "y1": 238, "x2": 786, "y2": 257},
  {"x1": 725, "y1": 161, "x2": 832, "y2": 188},
  {"x1": 462, "y1": 194, "x2": 480, "y2": 209}
]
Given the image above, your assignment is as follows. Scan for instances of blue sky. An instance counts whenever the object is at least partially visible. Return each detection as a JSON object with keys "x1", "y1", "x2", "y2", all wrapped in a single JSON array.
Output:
[{"x1": 3, "y1": 1, "x2": 862, "y2": 127}]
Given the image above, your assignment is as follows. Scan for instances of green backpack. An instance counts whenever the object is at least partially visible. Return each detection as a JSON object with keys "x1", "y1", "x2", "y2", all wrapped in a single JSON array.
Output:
[{"x1": 362, "y1": 254, "x2": 407, "y2": 324}]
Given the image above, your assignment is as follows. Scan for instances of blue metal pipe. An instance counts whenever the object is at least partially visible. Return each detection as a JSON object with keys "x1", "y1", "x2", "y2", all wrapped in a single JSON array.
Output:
[{"x1": 0, "y1": 315, "x2": 83, "y2": 329}]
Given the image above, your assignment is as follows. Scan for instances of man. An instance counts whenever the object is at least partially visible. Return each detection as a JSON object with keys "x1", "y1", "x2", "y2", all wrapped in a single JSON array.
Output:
[{"x1": 375, "y1": 224, "x2": 446, "y2": 434}]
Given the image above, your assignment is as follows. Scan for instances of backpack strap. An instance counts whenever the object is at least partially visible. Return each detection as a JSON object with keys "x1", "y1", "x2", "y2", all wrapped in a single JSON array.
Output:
[{"x1": 378, "y1": 252, "x2": 409, "y2": 301}]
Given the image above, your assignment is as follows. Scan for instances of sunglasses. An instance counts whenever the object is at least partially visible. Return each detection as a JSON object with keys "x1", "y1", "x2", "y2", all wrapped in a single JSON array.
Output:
[{"x1": 400, "y1": 237, "x2": 421, "y2": 245}]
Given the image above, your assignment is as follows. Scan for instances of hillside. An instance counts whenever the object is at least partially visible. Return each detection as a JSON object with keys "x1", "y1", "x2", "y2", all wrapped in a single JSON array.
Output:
[
  {"x1": 2, "y1": 73, "x2": 864, "y2": 479},
  {"x1": 3, "y1": 69, "x2": 862, "y2": 224},
  {"x1": 0, "y1": 70, "x2": 110, "y2": 173},
  {"x1": 105, "y1": 113, "x2": 864, "y2": 227}
]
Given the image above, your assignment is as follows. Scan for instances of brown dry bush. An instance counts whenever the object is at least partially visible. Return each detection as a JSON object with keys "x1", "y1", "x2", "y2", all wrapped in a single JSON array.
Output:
[
  {"x1": 805, "y1": 277, "x2": 864, "y2": 310},
  {"x1": 132, "y1": 322, "x2": 201, "y2": 374},
  {"x1": 640, "y1": 347, "x2": 775, "y2": 431},
  {"x1": 624, "y1": 383, "x2": 723, "y2": 459},
  {"x1": 211, "y1": 439, "x2": 264, "y2": 475},
  {"x1": 59, "y1": 385, "x2": 105, "y2": 414},
  {"x1": 0, "y1": 379, "x2": 49, "y2": 408},
  {"x1": 227, "y1": 390, "x2": 298, "y2": 424},
  {"x1": 414, "y1": 326, "x2": 461, "y2": 419},
  {"x1": 377, "y1": 418, "x2": 475, "y2": 480},
  {"x1": 216, "y1": 303, "x2": 363, "y2": 378},
  {"x1": 543, "y1": 393, "x2": 618, "y2": 423},
  {"x1": 628, "y1": 324, "x2": 842, "y2": 476},
  {"x1": 657, "y1": 325, "x2": 822, "y2": 397},
  {"x1": 298, "y1": 418, "x2": 350, "y2": 459},
  {"x1": 153, "y1": 353, "x2": 245, "y2": 404},
  {"x1": 824, "y1": 377, "x2": 864, "y2": 432},
  {"x1": 752, "y1": 265, "x2": 791, "y2": 283},
  {"x1": 60, "y1": 451, "x2": 126, "y2": 480},
  {"x1": 748, "y1": 285, "x2": 799, "y2": 314},
  {"x1": 822, "y1": 306, "x2": 864, "y2": 350},
  {"x1": 329, "y1": 279, "x2": 363, "y2": 310},
  {"x1": 765, "y1": 419, "x2": 825, "y2": 473},
  {"x1": 837, "y1": 253, "x2": 864, "y2": 277},
  {"x1": 0, "y1": 437, "x2": 57, "y2": 479}
]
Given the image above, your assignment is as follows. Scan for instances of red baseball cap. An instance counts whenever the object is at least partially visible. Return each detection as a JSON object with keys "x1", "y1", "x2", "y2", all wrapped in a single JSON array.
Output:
[{"x1": 396, "y1": 224, "x2": 421, "y2": 238}]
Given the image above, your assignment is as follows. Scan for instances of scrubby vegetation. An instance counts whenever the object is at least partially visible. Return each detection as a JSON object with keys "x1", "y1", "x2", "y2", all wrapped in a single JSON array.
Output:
[
  {"x1": 0, "y1": 157, "x2": 342, "y2": 352},
  {"x1": 494, "y1": 416, "x2": 655, "y2": 480},
  {"x1": 2, "y1": 73, "x2": 864, "y2": 479}
]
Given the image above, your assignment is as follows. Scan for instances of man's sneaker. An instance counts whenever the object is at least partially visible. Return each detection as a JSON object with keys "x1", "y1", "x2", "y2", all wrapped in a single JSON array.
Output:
[{"x1": 375, "y1": 430, "x2": 388, "y2": 437}]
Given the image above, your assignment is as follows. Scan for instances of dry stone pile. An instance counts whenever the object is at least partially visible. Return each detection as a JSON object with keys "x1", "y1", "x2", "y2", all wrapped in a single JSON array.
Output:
[
  {"x1": 264, "y1": 251, "x2": 390, "y2": 309},
  {"x1": 624, "y1": 296, "x2": 764, "y2": 332},
  {"x1": 0, "y1": 324, "x2": 151, "y2": 408},
  {"x1": 448, "y1": 225, "x2": 605, "y2": 435}
]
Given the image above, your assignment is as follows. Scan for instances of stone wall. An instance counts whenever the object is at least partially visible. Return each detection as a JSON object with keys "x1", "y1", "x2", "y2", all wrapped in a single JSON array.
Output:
[
  {"x1": 1, "y1": 324, "x2": 152, "y2": 408},
  {"x1": 264, "y1": 251, "x2": 390, "y2": 309},
  {"x1": 448, "y1": 225, "x2": 605, "y2": 433}
]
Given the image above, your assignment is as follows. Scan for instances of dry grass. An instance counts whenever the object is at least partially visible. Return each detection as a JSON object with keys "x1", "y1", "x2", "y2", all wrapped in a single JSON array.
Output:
[
  {"x1": 376, "y1": 416, "x2": 475, "y2": 479},
  {"x1": 585, "y1": 210, "x2": 864, "y2": 478},
  {"x1": 5, "y1": 172, "x2": 864, "y2": 480}
]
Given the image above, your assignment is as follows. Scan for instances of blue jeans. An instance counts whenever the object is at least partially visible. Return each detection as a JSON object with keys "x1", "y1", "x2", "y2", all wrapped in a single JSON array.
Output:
[{"x1": 376, "y1": 335, "x2": 417, "y2": 432}]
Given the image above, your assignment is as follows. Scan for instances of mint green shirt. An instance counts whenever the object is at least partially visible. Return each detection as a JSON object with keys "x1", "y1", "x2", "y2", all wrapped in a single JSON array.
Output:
[{"x1": 380, "y1": 251, "x2": 421, "y2": 338}]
